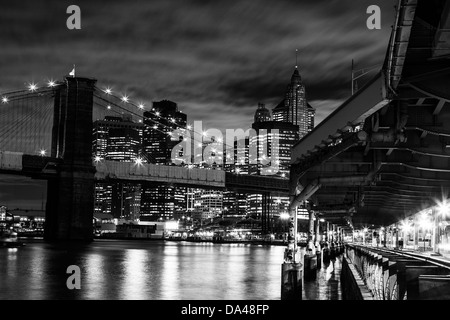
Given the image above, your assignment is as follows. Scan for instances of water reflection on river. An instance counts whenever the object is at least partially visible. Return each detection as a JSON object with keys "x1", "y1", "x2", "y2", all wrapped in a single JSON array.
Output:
[{"x1": 0, "y1": 239, "x2": 288, "y2": 300}]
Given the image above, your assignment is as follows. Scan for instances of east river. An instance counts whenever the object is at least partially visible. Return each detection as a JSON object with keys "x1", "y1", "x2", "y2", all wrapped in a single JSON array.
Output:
[{"x1": 0, "y1": 239, "x2": 342, "y2": 300}]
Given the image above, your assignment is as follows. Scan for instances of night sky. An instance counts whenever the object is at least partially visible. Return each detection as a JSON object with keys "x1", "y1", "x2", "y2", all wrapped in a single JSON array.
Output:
[{"x1": 0, "y1": 0, "x2": 395, "y2": 208}]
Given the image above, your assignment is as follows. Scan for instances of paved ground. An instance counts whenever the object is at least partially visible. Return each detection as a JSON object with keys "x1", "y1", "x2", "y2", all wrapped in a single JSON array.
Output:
[{"x1": 303, "y1": 255, "x2": 343, "y2": 300}]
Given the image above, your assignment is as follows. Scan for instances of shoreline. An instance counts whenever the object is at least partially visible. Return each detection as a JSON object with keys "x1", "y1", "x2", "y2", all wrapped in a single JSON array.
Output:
[{"x1": 14, "y1": 234, "x2": 301, "y2": 247}]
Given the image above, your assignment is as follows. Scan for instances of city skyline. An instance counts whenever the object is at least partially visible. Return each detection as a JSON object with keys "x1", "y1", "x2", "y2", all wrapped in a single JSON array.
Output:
[
  {"x1": 1, "y1": 0, "x2": 449, "y2": 303},
  {"x1": 0, "y1": 0, "x2": 395, "y2": 210}
]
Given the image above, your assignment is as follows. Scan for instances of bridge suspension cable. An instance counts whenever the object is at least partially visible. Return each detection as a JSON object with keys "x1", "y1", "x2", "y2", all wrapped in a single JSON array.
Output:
[
  {"x1": 0, "y1": 86, "x2": 56, "y2": 155},
  {"x1": 93, "y1": 85, "x2": 236, "y2": 151}
]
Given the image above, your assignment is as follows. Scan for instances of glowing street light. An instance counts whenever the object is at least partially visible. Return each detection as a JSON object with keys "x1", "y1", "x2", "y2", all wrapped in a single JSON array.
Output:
[
  {"x1": 47, "y1": 80, "x2": 57, "y2": 87},
  {"x1": 280, "y1": 212, "x2": 290, "y2": 220},
  {"x1": 94, "y1": 156, "x2": 102, "y2": 163},
  {"x1": 419, "y1": 213, "x2": 432, "y2": 230},
  {"x1": 134, "y1": 157, "x2": 143, "y2": 166},
  {"x1": 103, "y1": 87, "x2": 113, "y2": 95},
  {"x1": 138, "y1": 103, "x2": 145, "y2": 110},
  {"x1": 121, "y1": 95, "x2": 129, "y2": 103},
  {"x1": 1, "y1": 96, "x2": 8, "y2": 104},
  {"x1": 107, "y1": 105, "x2": 112, "y2": 110},
  {"x1": 28, "y1": 83, "x2": 38, "y2": 92},
  {"x1": 400, "y1": 220, "x2": 412, "y2": 233},
  {"x1": 39, "y1": 149, "x2": 46, "y2": 156},
  {"x1": 437, "y1": 199, "x2": 450, "y2": 217}
]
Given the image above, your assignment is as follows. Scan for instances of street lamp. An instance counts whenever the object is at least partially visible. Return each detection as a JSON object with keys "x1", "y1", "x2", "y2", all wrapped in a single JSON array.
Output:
[
  {"x1": 134, "y1": 157, "x2": 143, "y2": 166},
  {"x1": 437, "y1": 200, "x2": 450, "y2": 217}
]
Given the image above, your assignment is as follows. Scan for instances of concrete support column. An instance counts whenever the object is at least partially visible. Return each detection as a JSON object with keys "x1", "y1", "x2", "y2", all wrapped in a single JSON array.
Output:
[
  {"x1": 323, "y1": 221, "x2": 330, "y2": 263},
  {"x1": 336, "y1": 227, "x2": 340, "y2": 243},
  {"x1": 432, "y1": 208, "x2": 439, "y2": 253},
  {"x1": 307, "y1": 209, "x2": 315, "y2": 251},
  {"x1": 284, "y1": 207, "x2": 300, "y2": 263},
  {"x1": 282, "y1": 206, "x2": 302, "y2": 299},
  {"x1": 315, "y1": 214, "x2": 322, "y2": 269},
  {"x1": 413, "y1": 219, "x2": 419, "y2": 250},
  {"x1": 315, "y1": 214, "x2": 321, "y2": 247},
  {"x1": 384, "y1": 227, "x2": 388, "y2": 247},
  {"x1": 330, "y1": 224, "x2": 336, "y2": 259},
  {"x1": 304, "y1": 210, "x2": 318, "y2": 280},
  {"x1": 395, "y1": 223, "x2": 399, "y2": 249}
]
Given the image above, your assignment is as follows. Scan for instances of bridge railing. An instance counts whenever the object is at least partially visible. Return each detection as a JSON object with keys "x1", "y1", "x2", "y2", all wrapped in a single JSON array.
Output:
[
  {"x1": 345, "y1": 244, "x2": 450, "y2": 300},
  {"x1": 224, "y1": 172, "x2": 289, "y2": 192},
  {"x1": 0, "y1": 151, "x2": 23, "y2": 171},
  {"x1": 95, "y1": 161, "x2": 225, "y2": 188},
  {"x1": 346, "y1": 245, "x2": 389, "y2": 299}
]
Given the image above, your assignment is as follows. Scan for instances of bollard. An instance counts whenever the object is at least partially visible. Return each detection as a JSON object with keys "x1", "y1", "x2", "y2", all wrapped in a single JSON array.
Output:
[
  {"x1": 303, "y1": 250, "x2": 318, "y2": 281},
  {"x1": 330, "y1": 243, "x2": 336, "y2": 260},
  {"x1": 323, "y1": 243, "x2": 330, "y2": 264},
  {"x1": 339, "y1": 242, "x2": 344, "y2": 254},
  {"x1": 281, "y1": 262, "x2": 302, "y2": 300},
  {"x1": 316, "y1": 248, "x2": 322, "y2": 269}
]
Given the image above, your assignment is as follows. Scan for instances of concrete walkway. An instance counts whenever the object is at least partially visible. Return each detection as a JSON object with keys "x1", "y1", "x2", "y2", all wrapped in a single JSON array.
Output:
[{"x1": 303, "y1": 255, "x2": 343, "y2": 300}]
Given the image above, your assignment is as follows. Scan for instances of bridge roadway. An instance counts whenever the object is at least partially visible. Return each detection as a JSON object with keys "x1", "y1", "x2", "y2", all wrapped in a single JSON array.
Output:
[{"x1": 0, "y1": 151, "x2": 289, "y2": 194}]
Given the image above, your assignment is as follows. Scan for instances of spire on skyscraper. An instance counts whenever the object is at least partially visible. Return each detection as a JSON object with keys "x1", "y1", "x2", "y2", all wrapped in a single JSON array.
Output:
[
  {"x1": 292, "y1": 49, "x2": 302, "y2": 81},
  {"x1": 271, "y1": 50, "x2": 313, "y2": 138}
]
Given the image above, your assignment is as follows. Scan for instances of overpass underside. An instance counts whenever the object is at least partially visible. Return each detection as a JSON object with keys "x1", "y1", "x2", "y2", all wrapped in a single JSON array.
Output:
[{"x1": 290, "y1": 0, "x2": 450, "y2": 229}]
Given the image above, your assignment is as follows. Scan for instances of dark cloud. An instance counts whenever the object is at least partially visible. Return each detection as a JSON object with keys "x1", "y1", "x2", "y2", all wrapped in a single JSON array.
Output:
[
  {"x1": 0, "y1": 0, "x2": 395, "y2": 126},
  {"x1": 0, "y1": 0, "x2": 396, "y2": 207}
]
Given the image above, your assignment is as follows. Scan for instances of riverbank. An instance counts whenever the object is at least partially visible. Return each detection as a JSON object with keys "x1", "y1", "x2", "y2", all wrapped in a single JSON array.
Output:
[{"x1": 16, "y1": 233, "x2": 297, "y2": 247}]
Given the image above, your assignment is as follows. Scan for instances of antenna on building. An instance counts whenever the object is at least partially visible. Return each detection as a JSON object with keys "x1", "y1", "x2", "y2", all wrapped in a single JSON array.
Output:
[
  {"x1": 295, "y1": 49, "x2": 298, "y2": 69},
  {"x1": 351, "y1": 59, "x2": 354, "y2": 95}
]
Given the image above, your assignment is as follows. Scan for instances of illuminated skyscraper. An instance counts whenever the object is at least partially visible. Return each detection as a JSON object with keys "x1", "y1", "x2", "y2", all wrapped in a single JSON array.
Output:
[
  {"x1": 92, "y1": 115, "x2": 143, "y2": 220},
  {"x1": 250, "y1": 121, "x2": 299, "y2": 178},
  {"x1": 248, "y1": 106, "x2": 300, "y2": 230},
  {"x1": 140, "y1": 100, "x2": 187, "y2": 221},
  {"x1": 272, "y1": 67, "x2": 315, "y2": 138},
  {"x1": 143, "y1": 100, "x2": 187, "y2": 165}
]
